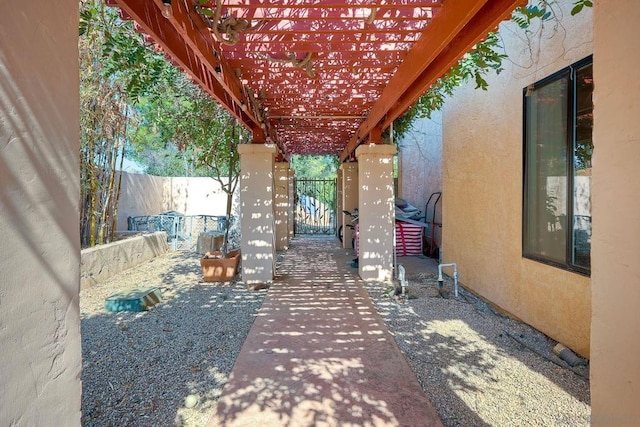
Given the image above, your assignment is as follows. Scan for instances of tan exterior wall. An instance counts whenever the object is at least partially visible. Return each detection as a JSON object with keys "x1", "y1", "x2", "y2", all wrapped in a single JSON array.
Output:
[
  {"x1": 0, "y1": 1, "x2": 82, "y2": 424},
  {"x1": 398, "y1": 113, "x2": 443, "y2": 247},
  {"x1": 336, "y1": 166, "x2": 343, "y2": 237},
  {"x1": 439, "y1": 2, "x2": 593, "y2": 357},
  {"x1": 591, "y1": 0, "x2": 640, "y2": 422},
  {"x1": 116, "y1": 173, "x2": 236, "y2": 231}
]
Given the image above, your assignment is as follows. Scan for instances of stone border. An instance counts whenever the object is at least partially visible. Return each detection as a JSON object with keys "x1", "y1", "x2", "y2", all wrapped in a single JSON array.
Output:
[{"x1": 80, "y1": 232, "x2": 169, "y2": 289}]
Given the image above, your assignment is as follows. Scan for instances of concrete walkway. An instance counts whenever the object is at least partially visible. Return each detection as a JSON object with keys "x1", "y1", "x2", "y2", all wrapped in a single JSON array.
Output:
[{"x1": 208, "y1": 235, "x2": 442, "y2": 427}]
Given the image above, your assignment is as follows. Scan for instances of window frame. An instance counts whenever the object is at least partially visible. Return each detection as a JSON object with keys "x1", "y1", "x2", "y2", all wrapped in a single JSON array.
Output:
[{"x1": 522, "y1": 55, "x2": 593, "y2": 276}]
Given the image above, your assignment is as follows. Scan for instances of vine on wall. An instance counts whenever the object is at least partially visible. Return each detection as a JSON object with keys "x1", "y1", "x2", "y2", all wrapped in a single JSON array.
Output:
[{"x1": 390, "y1": 0, "x2": 592, "y2": 142}]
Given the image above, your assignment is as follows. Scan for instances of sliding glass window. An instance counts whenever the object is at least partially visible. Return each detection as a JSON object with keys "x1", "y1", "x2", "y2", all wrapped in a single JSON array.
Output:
[{"x1": 523, "y1": 57, "x2": 593, "y2": 274}]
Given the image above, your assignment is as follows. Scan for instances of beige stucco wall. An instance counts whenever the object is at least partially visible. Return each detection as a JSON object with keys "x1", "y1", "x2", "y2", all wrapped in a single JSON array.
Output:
[
  {"x1": 0, "y1": 1, "x2": 82, "y2": 424},
  {"x1": 357, "y1": 144, "x2": 397, "y2": 282},
  {"x1": 116, "y1": 173, "x2": 236, "y2": 231},
  {"x1": 336, "y1": 166, "x2": 343, "y2": 237},
  {"x1": 591, "y1": 0, "x2": 640, "y2": 422},
  {"x1": 116, "y1": 173, "x2": 165, "y2": 230},
  {"x1": 170, "y1": 176, "x2": 235, "y2": 216},
  {"x1": 340, "y1": 162, "x2": 358, "y2": 249},
  {"x1": 438, "y1": 1, "x2": 593, "y2": 357},
  {"x1": 274, "y1": 163, "x2": 290, "y2": 250},
  {"x1": 288, "y1": 169, "x2": 295, "y2": 239},
  {"x1": 398, "y1": 112, "x2": 443, "y2": 248},
  {"x1": 238, "y1": 144, "x2": 276, "y2": 284}
]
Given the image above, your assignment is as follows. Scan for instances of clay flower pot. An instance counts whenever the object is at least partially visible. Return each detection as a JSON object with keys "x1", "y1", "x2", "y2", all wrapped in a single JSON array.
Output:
[{"x1": 200, "y1": 249, "x2": 241, "y2": 282}]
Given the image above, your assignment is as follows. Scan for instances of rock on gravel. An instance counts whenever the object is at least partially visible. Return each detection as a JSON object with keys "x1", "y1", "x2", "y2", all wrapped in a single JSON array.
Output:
[
  {"x1": 80, "y1": 251, "x2": 266, "y2": 427},
  {"x1": 366, "y1": 273, "x2": 591, "y2": 427}
]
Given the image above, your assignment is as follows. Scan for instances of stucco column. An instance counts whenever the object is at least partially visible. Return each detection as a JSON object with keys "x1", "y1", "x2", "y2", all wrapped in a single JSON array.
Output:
[
  {"x1": 288, "y1": 169, "x2": 295, "y2": 239},
  {"x1": 238, "y1": 144, "x2": 277, "y2": 284},
  {"x1": 591, "y1": 0, "x2": 640, "y2": 422},
  {"x1": 0, "y1": 1, "x2": 82, "y2": 424},
  {"x1": 340, "y1": 162, "x2": 358, "y2": 249},
  {"x1": 355, "y1": 145, "x2": 397, "y2": 282},
  {"x1": 274, "y1": 162, "x2": 290, "y2": 250},
  {"x1": 336, "y1": 167, "x2": 343, "y2": 239}
]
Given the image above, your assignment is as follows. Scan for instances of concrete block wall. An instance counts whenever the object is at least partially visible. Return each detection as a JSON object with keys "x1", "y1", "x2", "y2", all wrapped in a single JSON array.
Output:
[{"x1": 80, "y1": 232, "x2": 169, "y2": 289}]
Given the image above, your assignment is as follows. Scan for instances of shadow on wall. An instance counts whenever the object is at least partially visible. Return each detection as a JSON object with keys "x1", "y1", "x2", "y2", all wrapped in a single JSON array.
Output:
[
  {"x1": 358, "y1": 191, "x2": 395, "y2": 282},
  {"x1": 0, "y1": 59, "x2": 79, "y2": 303}
]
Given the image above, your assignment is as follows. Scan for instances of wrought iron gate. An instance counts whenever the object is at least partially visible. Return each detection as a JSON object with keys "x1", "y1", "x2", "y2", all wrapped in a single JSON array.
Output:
[{"x1": 294, "y1": 178, "x2": 337, "y2": 235}]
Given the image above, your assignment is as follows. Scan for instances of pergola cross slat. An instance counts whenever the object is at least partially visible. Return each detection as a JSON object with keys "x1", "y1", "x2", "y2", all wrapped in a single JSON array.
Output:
[{"x1": 110, "y1": 0, "x2": 525, "y2": 160}]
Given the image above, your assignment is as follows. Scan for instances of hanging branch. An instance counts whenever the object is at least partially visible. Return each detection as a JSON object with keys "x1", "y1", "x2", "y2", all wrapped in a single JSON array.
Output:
[
  {"x1": 257, "y1": 52, "x2": 316, "y2": 78},
  {"x1": 196, "y1": 0, "x2": 251, "y2": 46}
]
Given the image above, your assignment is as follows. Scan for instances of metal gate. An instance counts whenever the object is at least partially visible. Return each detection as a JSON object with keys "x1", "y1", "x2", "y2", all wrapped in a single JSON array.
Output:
[{"x1": 294, "y1": 178, "x2": 337, "y2": 235}]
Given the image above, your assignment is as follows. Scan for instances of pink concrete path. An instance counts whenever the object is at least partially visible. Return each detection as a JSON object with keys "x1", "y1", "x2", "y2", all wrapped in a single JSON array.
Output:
[{"x1": 207, "y1": 235, "x2": 442, "y2": 427}]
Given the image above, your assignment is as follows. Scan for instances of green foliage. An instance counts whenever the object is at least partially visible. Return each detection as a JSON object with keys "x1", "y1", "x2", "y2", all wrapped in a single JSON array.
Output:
[
  {"x1": 290, "y1": 155, "x2": 339, "y2": 179},
  {"x1": 512, "y1": 3, "x2": 552, "y2": 29},
  {"x1": 390, "y1": 32, "x2": 505, "y2": 142},
  {"x1": 392, "y1": 0, "x2": 593, "y2": 143},
  {"x1": 571, "y1": 0, "x2": 593, "y2": 16},
  {"x1": 79, "y1": 0, "x2": 245, "y2": 251},
  {"x1": 80, "y1": 0, "x2": 173, "y2": 101}
]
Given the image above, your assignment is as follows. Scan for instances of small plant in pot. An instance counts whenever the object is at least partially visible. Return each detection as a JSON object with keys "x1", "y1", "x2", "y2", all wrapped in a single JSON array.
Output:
[
  {"x1": 197, "y1": 115, "x2": 249, "y2": 282},
  {"x1": 149, "y1": 82, "x2": 248, "y2": 281}
]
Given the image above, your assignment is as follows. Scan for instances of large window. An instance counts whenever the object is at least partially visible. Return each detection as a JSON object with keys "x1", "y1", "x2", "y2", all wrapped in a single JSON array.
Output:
[{"x1": 523, "y1": 57, "x2": 593, "y2": 274}]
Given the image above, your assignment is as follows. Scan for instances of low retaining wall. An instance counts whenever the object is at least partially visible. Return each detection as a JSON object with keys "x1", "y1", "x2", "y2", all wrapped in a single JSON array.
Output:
[{"x1": 81, "y1": 232, "x2": 169, "y2": 289}]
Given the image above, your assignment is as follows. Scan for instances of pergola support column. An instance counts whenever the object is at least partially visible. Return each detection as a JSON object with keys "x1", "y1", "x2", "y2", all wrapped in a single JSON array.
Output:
[
  {"x1": 340, "y1": 162, "x2": 358, "y2": 249},
  {"x1": 238, "y1": 144, "x2": 277, "y2": 284},
  {"x1": 288, "y1": 169, "x2": 295, "y2": 239},
  {"x1": 274, "y1": 162, "x2": 290, "y2": 250},
  {"x1": 356, "y1": 144, "x2": 397, "y2": 282},
  {"x1": 336, "y1": 167, "x2": 343, "y2": 240}
]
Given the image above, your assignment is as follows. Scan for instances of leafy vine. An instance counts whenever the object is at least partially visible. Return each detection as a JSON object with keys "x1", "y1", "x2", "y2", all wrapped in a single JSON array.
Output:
[{"x1": 390, "y1": 0, "x2": 592, "y2": 142}]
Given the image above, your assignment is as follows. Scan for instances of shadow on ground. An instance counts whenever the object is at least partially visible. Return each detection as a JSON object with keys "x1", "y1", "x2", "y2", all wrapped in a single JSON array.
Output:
[
  {"x1": 80, "y1": 252, "x2": 266, "y2": 426},
  {"x1": 366, "y1": 271, "x2": 591, "y2": 427}
]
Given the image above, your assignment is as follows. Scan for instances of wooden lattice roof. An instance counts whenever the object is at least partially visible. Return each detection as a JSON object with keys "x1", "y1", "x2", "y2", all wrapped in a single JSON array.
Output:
[{"x1": 109, "y1": 0, "x2": 524, "y2": 160}]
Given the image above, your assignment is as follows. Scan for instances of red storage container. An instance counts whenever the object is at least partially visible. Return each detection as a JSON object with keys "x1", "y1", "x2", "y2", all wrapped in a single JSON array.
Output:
[{"x1": 354, "y1": 221, "x2": 422, "y2": 257}]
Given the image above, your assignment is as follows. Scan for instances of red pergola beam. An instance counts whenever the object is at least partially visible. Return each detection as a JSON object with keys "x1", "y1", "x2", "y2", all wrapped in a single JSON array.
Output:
[
  {"x1": 112, "y1": 0, "x2": 287, "y2": 157},
  {"x1": 222, "y1": 2, "x2": 442, "y2": 10},
  {"x1": 380, "y1": 0, "x2": 527, "y2": 131},
  {"x1": 339, "y1": 0, "x2": 526, "y2": 162},
  {"x1": 113, "y1": 0, "x2": 253, "y2": 123}
]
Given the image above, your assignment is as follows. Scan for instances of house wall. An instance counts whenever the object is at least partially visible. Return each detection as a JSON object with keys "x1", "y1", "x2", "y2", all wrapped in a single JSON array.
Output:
[
  {"x1": 398, "y1": 112, "x2": 443, "y2": 248},
  {"x1": 0, "y1": 0, "x2": 82, "y2": 424},
  {"x1": 440, "y1": 1, "x2": 593, "y2": 357},
  {"x1": 591, "y1": 0, "x2": 640, "y2": 423},
  {"x1": 116, "y1": 173, "x2": 235, "y2": 231}
]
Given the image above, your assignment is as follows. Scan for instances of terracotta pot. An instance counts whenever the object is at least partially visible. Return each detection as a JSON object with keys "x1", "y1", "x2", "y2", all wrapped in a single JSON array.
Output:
[{"x1": 200, "y1": 249, "x2": 241, "y2": 282}]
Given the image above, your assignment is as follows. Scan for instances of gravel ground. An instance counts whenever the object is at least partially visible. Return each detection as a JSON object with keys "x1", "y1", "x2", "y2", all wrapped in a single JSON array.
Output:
[
  {"x1": 365, "y1": 272, "x2": 591, "y2": 427},
  {"x1": 81, "y1": 250, "x2": 590, "y2": 427},
  {"x1": 80, "y1": 251, "x2": 266, "y2": 427}
]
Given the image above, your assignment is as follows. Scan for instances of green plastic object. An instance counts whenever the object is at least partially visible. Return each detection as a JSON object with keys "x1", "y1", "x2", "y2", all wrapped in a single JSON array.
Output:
[{"x1": 105, "y1": 287, "x2": 162, "y2": 312}]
